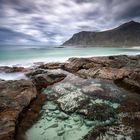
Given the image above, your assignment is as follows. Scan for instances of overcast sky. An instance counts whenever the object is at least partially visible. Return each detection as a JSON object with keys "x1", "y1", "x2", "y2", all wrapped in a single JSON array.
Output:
[{"x1": 0, "y1": 0, "x2": 140, "y2": 45}]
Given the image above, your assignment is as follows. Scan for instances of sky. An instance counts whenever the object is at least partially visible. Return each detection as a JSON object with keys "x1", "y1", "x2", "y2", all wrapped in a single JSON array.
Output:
[{"x1": 0, "y1": 0, "x2": 140, "y2": 45}]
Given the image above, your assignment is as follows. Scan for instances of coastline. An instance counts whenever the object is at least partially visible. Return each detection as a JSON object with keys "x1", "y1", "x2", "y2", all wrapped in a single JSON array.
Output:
[
  {"x1": 0, "y1": 47, "x2": 140, "y2": 68},
  {"x1": 0, "y1": 54, "x2": 140, "y2": 140}
]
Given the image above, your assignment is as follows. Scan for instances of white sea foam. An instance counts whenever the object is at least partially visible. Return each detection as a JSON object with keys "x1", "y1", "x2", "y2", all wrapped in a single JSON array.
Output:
[
  {"x1": 0, "y1": 47, "x2": 139, "y2": 67},
  {"x1": 0, "y1": 72, "x2": 27, "y2": 80}
]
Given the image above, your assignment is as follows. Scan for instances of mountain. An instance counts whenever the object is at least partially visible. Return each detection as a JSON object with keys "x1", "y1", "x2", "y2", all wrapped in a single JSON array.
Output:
[{"x1": 62, "y1": 21, "x2": 140, "y2": 47}]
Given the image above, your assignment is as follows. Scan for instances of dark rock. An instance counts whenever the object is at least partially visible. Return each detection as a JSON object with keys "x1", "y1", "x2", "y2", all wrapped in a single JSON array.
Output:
[
  {"x1": 82, "y1": 103, "x2": 116, "y2": 121},
  {"x1": 25, "y1": 69, "x2": 47, "y2": 78},
  {"x1": 32, "y1": 72, "x2": 66, "y2": 90},
  {"x1": 115, "y1": 69, "x2": 140, "y2": 93},
  {"x1": 0, "y1": 80, "x2": 37, "y2": 140},
  {"x1": 38, "y1": 62, "x2": 65, "y2": 69},
  {"x1": 0, "y1": 66, "x2": 30, "y2": 73}
]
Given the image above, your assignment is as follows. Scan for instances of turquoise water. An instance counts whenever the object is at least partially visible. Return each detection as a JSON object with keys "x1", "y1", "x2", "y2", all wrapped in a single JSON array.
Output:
[{"x1": 0, "y1": 46, "x2": 140, "y2": 66}]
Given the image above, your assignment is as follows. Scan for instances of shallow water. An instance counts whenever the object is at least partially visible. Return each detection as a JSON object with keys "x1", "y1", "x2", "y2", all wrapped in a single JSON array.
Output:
[
  {"x1": 25, "y1": 71, "x2": 138, "y2": 140},
  {"x1": 0, "y1": 46, "x2": 140, "y2": 67}
]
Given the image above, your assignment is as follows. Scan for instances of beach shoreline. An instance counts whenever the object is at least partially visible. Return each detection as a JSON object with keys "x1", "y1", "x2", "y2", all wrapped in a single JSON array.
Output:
[{"x1": 0, "y1": 54, "x2": 140, "y2": 140}]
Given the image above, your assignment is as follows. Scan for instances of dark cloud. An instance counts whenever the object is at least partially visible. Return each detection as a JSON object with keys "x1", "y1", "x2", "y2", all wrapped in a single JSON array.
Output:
[{"x1": 0, "y1": 0, "x2": 139, "y2": 45}]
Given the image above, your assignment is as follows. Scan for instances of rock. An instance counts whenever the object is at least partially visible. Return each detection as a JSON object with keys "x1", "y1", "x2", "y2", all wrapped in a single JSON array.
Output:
[
  {"x1": 115, "y1": 69, "x2": 140, "y2": 92},
  {"x1": 53, "y1": 84, "x2": 71, "y2": 96},
  {"x1": 38, "y1": 62, "x2": 65, "y2": 69},
  {"x1": 78, "y1": 67, "x2": 130, "y2": 80},
  {"x1": 64, "y1": 58, "x2": 92, "y2": 72},
  {"x1": 26, "y1": 69, "x2": 47, "y2": 78},
  {"x1": 63, "y1": 55, "x2": 140, "y2": 74},
  {"x1": 53, "y1": 83, "x2": 76, "y2": 96},
  {"x1": 47, "y1": 112, "x2": 53, "y2": 117},
  {"x1": 82, "y1": 84, "x2": 104, "y2": 94},
  {"x1": 54, "y1": 110, "x2": 60, "y2": 114},
  {"x1": 46, "y1": 104, "x2": 57, "y2": 110},
  {"x1": 31, "y1": 71, "x2": 66, "y2": 90},
  {"x1": 61, "y1": 83, "x2": 77, "y2": 91},
  {"x1": 73, "y1": 117, "x2": 80, "y2": 122},
  {"x1": 84, "y1": 123, "x2": 139, "y2": 140},
  {"x1": 45, "y1": 123, "x2": 58, "y2": 130},
  {"x1": 57, "y1": 112, "x2": 69, "y2": 120},
  {"x1": 0, "y1": 66, "x2": 30, "y2": 73},
  {"x1": 57, "y1": 90, "x2": 89, "y2": 112},
  {"x1": 84, "y1": 120, "x2": 95, "y2": 127},
  {"x1": 77, "y1": 68, "x2": 99, "y2": 79},
  {"x1": 0, "y1": 79, "x2": 37, "y2": 140},
  {"x1": 46, "y1": 117, "x2": 52, "y2": 121},
  {"x1": 82, "y1": 103, "x2": 116, "y2": 121},
  {"x1": 57, "y1": 130, "x2": 65, "y2": 136},
  {"x1": 46, "y1": 92, "x2": 59, "y2": 100},
  {"x1": 97, "y1": 67, "x2": 130, "y2": 80}
]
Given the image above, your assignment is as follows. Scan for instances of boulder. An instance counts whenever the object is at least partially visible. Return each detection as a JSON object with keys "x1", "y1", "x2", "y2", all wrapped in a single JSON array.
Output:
[
  {"x1": 82, "y1": 84, "x2": 104, "y2": 94},
  {"x1": 0, "y1": 66, "x2": 29, "y2": 73},
  {"x1": 64, "y1": 58, "x2": 91, "y2": 72},
  {"x1": 57, "y1": 90, "x2": 89, "y2": 112},
  {"x1": 115, "y1": 69, "x2": 140, "y2": 92},
  {"x1": 38, "y1": 62, "x2": 65, "y2": 69},
  {"x1": 78, "y1": 67, "x2": 130, "y2": 80},
  {"x1": 29, "y1": 70, "x2": 66, "y2": 90},
  {"x1": 0, "y1": 79, "x2": 37, "y2": 140}
]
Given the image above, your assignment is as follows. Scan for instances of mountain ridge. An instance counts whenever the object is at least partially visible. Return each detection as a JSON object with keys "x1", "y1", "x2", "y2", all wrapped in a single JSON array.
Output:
[{"x1": 62, "y1": 21, "x2": 140, "y2": 47}]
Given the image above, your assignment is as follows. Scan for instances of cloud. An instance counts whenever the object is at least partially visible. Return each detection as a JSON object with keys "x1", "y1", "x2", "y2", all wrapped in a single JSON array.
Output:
[{"x1": 0, "y1": 0, "x2": 140, "y2": 45}]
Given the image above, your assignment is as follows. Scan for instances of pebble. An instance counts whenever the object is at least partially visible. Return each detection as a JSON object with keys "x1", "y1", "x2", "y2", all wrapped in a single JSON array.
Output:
[
  {"x1": 85, "y1": 121, "x2": 94, "y2": 127},
  {"x1": 47, "y1": 104, "x2": 57, "y2": 110},
  {"x1": 54, "y1": 110, "x2": 60, "y2": 114},
  {"x1": 57, "y1": 130, "x2": 65, "y2": 136},
  {"x1": 46, "y1": 117, "x2": 52, "y2": 121},
  {"x1": 57, "y1": 112, "x2": 69, "y2": 120},
  {"x1": 47, "y1": 112, "x2": 53, "y2": 117},
  {"x1": 73, "y1": 117, "x2": 79, "y2": 122}
]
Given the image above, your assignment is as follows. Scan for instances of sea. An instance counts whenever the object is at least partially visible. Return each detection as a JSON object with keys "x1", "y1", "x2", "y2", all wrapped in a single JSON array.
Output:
[{"x1": 0, "y1": 45, "x2": 140, "y2": 67}]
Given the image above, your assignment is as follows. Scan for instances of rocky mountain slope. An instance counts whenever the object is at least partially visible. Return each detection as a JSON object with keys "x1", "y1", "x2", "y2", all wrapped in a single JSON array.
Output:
[{"x1": 62, "y1": 21, "x2": 140, "y2": 47}]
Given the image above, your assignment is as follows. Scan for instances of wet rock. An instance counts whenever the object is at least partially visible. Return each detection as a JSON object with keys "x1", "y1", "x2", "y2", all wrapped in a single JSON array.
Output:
[
  {"x1": 53, "y1": 83, "x2": 76, "y2": 96},
  {"x1": 64, "y1": 55, "x2": 140, "y2": 73},
  {"x1": 53, "y1": 84, "x2": 71, "y2": 96},
  {"x1": 84, "y1": 120, "x2": 95, "y2": 127},
  {"x1": 31, "y1": 71, "x2": 66, "y2": 90},
  {"x1": 115, "y1": 69, "x2": 140, "y2": 92},
  {"x1": 64, "y1": 58, "x2": 92, "y2": 72},
  {"x1": 46, "y1": 104, "x2": 57, "y2": 110},
  {"x1": 0, "y1": 79, "x2": 37, "y2": 140},
  {"x1": 54, "y1": 110, "x2": 60, "y2": 114},
  {"x1": 38, "y1": 62, "x2": 65, "y2": 69},
  {"x1": 26, "y1": 69, "x2": 47, "y2": 78},
  {"x1": 84, "y1": 123, "x2": 139, "y2": 140},
  {"x1": 0, "y1": 66, "x2": 30, "y2": 73},
  {"x1": 57, "y1": 112, "x2": 69, "y2": 120},
  {"x1": 82, "y1": 84, "x2": 104, "y2": 94},
  {"x1": 45, "y1": 123, "x2": 58, "y2": 130},
  {"x1": 78, "y1": 67, "x2": 130, "y2": 80},
  {"x1": 57, "y1": 90, "x2": 89, "y2": 112},
  {"x1": 57, "y1": 129, "x2": 65, "y2": 136},
  {"x1": 81, "y1": 103, "x2": 116, "y2": 121},
  {"x1": 46, "y1": 92, "x2": 59, "y2": 100}
]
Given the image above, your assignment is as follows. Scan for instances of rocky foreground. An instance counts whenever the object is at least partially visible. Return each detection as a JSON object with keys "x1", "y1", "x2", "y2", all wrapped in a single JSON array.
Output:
[{"x1": 0, "y1": 55, "x2": 140, "y2": 140}]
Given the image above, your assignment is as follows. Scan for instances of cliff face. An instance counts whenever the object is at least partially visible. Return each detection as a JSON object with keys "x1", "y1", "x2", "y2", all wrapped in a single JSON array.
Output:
[{"x1": 62, "y1": 21, "x2": 140, "y2": 47}]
